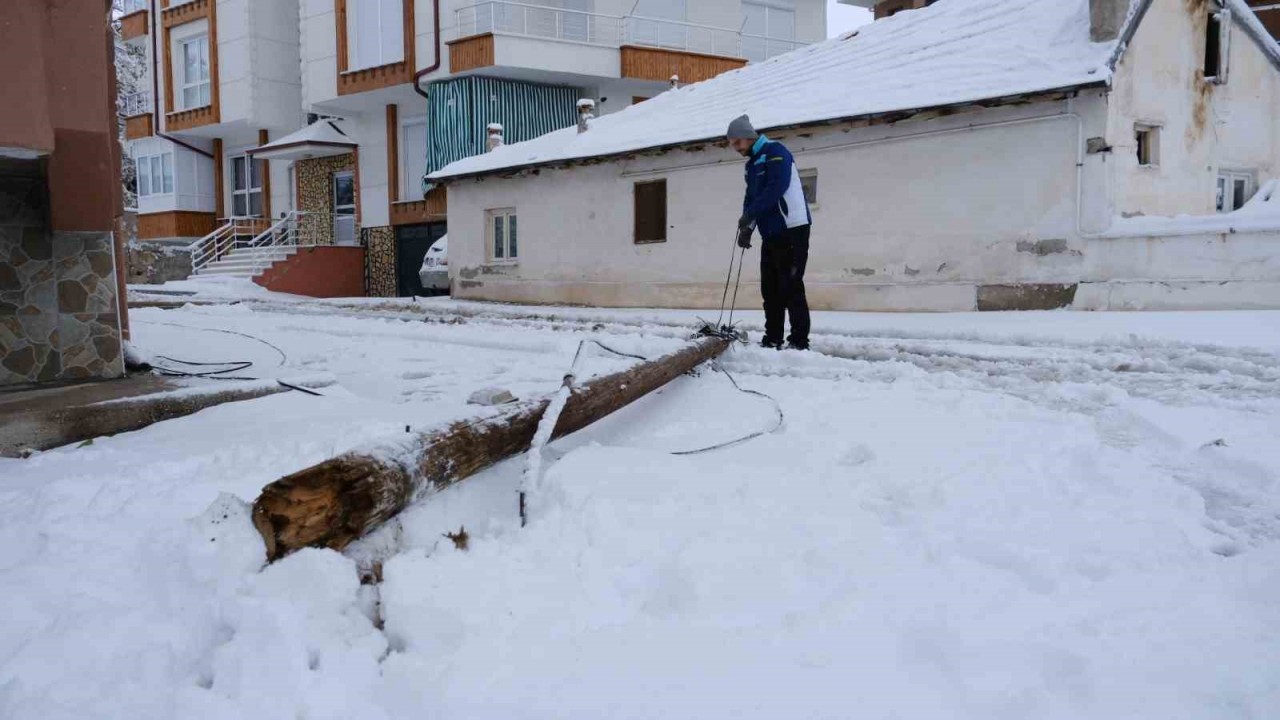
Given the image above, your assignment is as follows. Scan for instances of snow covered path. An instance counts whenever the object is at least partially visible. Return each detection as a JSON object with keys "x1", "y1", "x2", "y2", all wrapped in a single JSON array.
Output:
[{"x1": 3, "y1": 296, "x2": 1280, "y2": 719}]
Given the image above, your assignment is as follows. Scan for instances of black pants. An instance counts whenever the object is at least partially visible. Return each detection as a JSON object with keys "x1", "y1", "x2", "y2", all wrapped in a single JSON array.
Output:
[{"x1": 760, "y1": 224, "x2": 810, "y2": 347}]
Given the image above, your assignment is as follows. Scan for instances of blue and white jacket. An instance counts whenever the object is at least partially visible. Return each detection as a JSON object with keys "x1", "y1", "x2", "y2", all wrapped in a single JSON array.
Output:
[{"x1": 742, "y1": 135, "x2": 811, "y2": 240}]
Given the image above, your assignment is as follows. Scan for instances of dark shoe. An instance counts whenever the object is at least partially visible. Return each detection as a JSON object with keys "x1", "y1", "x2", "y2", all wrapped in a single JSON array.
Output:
[
  {"x1": 786, "y1": 340, "x2": 809, "y2": 351},
  {"x1": 759, "y1": 338, "x2": 783, "y2": 350}
]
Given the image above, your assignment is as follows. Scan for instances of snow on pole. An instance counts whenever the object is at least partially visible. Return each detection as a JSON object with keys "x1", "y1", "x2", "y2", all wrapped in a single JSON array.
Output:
[{"x1": 519, "y1": 341, "x2": 587, "y2": 527}]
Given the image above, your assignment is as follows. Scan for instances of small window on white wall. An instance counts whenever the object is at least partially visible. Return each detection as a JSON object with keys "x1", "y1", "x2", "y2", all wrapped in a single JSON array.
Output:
[
  {"x1": 1135, "y1": 124, "x2": 1160, "y2": 167},
  {"x1": 1204, "y1": 8, "x2": 1232, "y2": 84},
  {"x1": 180, "y1": 36, "x2": 211, "y2": 109},
  {"x1": 347, "y1": 0, "x2": 405, "y2": 72},
  {"x1": 1217, "y1": 171, "x2": 1255, "y2": 213},
  {"x1": 488, "y1": 208, "x2": 518, "y2": 262}
]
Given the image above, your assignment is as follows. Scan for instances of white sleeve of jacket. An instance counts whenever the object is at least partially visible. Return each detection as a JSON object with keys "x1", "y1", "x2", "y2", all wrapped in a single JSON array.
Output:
[{"x1": 781, "y1": 164, "x2": 810, "y2": 229}]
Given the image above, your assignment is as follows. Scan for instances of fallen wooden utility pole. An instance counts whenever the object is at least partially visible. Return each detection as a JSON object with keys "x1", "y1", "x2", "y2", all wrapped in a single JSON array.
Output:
[{"x1": 252, "y1": 335, "x2": 730, "y2": 561}]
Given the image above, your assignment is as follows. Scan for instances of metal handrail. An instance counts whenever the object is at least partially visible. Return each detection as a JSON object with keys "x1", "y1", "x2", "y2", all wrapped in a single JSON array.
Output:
[
  {"x1": 455, "y1": 1, "x2": 623, "y2": 46},
  {"x1": 189, "y1": 217, "x2": 269, "y2": 273},
  {"x1": 191, "y1": 211, "x2": 360, "y2": 275},
  {"x1": 740, "y1": 34, "x2": 805, "y2": 62},
  {"x1": 622, "y1": 14, "x2": 742, "y2": 57},
  {"x1": 120, "y1": 91, "x2": 152, "y2": 118}
]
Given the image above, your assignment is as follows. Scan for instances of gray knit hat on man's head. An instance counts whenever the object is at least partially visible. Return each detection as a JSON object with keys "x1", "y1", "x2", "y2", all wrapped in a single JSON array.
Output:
[{"x1": 726, "y1": 114, "x2": 757, "y2": 140}]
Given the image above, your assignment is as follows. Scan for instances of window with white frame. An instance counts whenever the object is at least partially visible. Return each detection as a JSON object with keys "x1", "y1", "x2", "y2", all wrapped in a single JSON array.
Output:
[
  {"x1": 401, "y1": 117, "x2": 428, "y2": 201},
  {"x1": 135, "y1": 152, "x2": 174, "y2": 197},
  {"x1": 347, "y1": 0, "x2": 405, "y2": 73},
  {"x1": 743, "y1": 1, "x2": 796, "y2": 61},
  {"x1": 487, "y1": 208, "x2": 518, "y2": 262},
  {"x1": 180, "y1": 35, "x2": 211, "y2": 109},
  {"x1": 1217, "y1": 170, "x2": 1255, "y2": 213},
  {"x1": 229, "y1": 154, "x2": 265, "y2": 217}
]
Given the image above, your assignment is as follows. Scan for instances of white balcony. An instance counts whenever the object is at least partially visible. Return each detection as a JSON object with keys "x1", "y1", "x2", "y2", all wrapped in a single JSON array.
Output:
[
  {"x1": 120, "y1": 90, "x2": 153, "y2": 118},
  {"x1": 453, "y1": 2, "x2": 801, "y2": 61}
]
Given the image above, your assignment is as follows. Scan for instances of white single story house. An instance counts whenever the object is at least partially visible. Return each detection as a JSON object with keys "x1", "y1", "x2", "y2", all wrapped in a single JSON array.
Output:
[{"x1": 429, "y1": 0, "x2": 1280, "y2": 312}]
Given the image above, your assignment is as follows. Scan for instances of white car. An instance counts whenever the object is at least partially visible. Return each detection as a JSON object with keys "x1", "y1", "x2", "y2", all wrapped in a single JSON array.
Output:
[{"x1": 417, "y1": 235, "x2": 449, "y2": 294}]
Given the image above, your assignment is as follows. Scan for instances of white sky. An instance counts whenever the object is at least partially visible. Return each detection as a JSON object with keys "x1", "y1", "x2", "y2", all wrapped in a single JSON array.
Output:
[{"x1": 827, "y1": 0, "x2": 873, "y2": 38}]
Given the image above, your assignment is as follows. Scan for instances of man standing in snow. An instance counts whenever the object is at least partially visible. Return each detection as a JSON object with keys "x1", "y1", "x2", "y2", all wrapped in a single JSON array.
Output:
[{"x1": 727, "y1": 114, "x2": 811, "y2": 351}]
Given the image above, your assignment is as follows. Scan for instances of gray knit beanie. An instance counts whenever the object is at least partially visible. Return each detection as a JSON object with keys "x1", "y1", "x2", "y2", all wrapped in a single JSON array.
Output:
[{"x1": 726, "y1": 114, "x2": 757, "y2": 140}]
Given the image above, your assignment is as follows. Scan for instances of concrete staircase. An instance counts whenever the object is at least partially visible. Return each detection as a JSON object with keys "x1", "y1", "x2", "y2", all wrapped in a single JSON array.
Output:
[{"x1": 194, "y1": 245, "x2": 298, "y2": 279}]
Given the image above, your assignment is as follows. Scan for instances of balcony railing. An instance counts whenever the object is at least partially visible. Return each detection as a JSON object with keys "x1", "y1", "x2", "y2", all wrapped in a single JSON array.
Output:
[
  {"x1": 120, "y1": 90, "x2": 153, "y2": 118},
  {"x1": 454, "y1": 2, "x2": 801, "y2": 60},
  {"x1": 741, "y1": 35, "x2": 805, "y2": 63},
  {"x1": 455, "y1": 2, "x2": 623, "y2": 46},
  {"x1": 120, "y1": 0, "x2": 148, "y2": 14}
]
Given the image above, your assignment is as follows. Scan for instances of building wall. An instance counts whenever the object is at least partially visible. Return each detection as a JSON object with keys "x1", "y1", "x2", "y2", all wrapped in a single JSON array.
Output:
[
  {"x1": 1109, "y1": 1, "x2": 1280, "y2": 218},
  {"x1": 446, "y1": 101, "x2": 1113, "y2": 311},
  {"x1": 1, "y1": 162, "x2": 124, "y2": 386}
]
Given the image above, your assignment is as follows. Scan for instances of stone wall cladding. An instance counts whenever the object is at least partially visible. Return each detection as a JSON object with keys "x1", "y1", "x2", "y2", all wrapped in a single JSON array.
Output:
[
  {"x1": 0, "y1": 166, "x2": 123, "y2": 386},
  {"x1": 362, "y1": 226, "x2": 397, "y2": 297},
  {"x1": 126, "y1": 242, "x2": 193, "y2": 285},
  {"x1": 296, "y1": 153, "x2": 356, "y2": 247}
]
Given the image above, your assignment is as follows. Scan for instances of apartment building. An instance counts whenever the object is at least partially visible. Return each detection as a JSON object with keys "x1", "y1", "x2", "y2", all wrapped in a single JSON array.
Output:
[
  {"x1": 120, "y1": 0, "x2": 825, "y2": 297},
  {"x1": 118, "y1": 0, "x2": 303, "y2": 244}
]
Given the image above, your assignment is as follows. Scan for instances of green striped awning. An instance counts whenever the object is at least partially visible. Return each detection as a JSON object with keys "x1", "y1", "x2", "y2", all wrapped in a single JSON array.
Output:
[{"x1": 423, "y1": 76, "x2": 581, "y2": 193}]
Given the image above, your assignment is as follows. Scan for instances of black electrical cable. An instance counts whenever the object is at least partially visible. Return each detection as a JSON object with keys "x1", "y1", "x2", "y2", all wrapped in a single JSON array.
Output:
[{"x1": 589, "y1": 340, "x2": 783, "y2": 456}]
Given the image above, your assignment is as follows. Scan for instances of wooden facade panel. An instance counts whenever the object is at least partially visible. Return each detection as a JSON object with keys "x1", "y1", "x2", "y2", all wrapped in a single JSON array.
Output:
[
  {"x1": 166, "y1": 106, "x2": 216, "y2": 132},
  {"x1": 390, "y1": 188, "x2": 448, "y2": 226},
  {"x1": 120, "y1": 10, "x2": 149, "y2": 41},
  {"x1": 137, "y1": 211, "x2": 217, "y2": 240},
  {"x1": 448, "y1": 34, "x2": 495, "y2": 73},
  {"x1": 339, "y1": 62, "x2": 413, "y2": 95},
  {"x1": 161, "y1": 0, "x2": 209, "y2": 28},
  {"x1": 335, "y1": 0, "x2": 415, "y2": 96},
  {"x1": 124, "y1": 114, "x2": 154, "y2": 140},
  {"x1": 619, "y1": 45, "x2": 746, "y2": 84}
]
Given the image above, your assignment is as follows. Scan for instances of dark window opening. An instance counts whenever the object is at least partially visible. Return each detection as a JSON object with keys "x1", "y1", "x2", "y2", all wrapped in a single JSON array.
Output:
[
  {"x1": 1205, "y1": 12, "x2": 1223, "y2": 80},
  {"x1": 799, "y1": 169, "x2": 818, "y2": 206},
  {"x1": 634, "y1": 180, "x2": 667, "y2": 244}
]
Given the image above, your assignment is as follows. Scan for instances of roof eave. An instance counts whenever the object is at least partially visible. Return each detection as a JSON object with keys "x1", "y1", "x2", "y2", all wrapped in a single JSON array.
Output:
[{"x1": 431, "y1": 82, "x2": 1109, "y2": 185}]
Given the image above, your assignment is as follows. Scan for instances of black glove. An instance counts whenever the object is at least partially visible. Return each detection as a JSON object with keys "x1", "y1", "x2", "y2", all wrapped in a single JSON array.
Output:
[
  {"x1": 737, "y1": 213, "x2": 753, "y2": 231},
  {"x1": 737, "y1": 226, "x2": 753, "y2": 249}
]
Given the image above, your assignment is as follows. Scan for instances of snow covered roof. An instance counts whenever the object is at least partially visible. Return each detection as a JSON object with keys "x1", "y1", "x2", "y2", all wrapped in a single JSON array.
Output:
[
  {"x1": 249, "y1": 121, "x2": 355, "y2": 161},
  {"x1": 431, "y1": 0, "x2": 1280, "y2": 182},
  {"x1": 431, "y1": 0, "x2": 1121, "y2": 181}
]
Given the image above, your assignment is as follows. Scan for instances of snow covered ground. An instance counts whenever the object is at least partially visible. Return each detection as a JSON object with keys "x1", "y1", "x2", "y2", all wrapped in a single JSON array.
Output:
[{"x1": 4, "y1": 291, "x2": 1280, "y2": 719}]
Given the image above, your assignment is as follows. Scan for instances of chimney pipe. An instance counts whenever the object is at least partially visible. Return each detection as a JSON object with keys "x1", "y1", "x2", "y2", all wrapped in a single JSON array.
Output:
[
  {"x1": 487, "y1": 123, "x2": 504, "y2": 151},
  {"x1": 577, "y1": 99, "x2": 596, "y2": 134},
  {"x1": 1090, "y1": 0, "x2": 1129, "y2": 42}
]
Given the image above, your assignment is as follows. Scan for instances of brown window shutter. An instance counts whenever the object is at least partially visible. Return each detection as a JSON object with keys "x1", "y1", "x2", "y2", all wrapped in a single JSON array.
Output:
[{"x1": 634, "y1": 180, "x2": 667, "y2": 244}]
